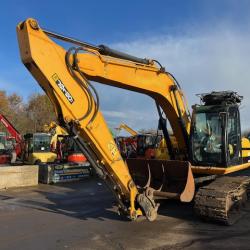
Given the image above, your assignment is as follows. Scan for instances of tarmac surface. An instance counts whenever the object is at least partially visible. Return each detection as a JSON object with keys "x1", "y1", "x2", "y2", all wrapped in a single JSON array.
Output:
[{"x1": 0, "y1": 174, "x2": 250, "y2": 250}]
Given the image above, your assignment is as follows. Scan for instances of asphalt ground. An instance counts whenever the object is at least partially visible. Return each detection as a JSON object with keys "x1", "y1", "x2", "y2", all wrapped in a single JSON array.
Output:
[{"x1": 0, "y1": 172, "x2": 250, "y2": 250}]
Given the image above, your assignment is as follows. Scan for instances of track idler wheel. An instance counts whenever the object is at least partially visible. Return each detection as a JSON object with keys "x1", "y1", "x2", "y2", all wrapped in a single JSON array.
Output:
[{"x1": 226, "y1": 184, "x2": 249, "y2": 225}]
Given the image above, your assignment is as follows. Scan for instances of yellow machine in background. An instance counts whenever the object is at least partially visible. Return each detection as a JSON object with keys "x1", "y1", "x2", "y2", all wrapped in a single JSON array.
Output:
[
  {"x1": 23, "y1": 133, "x2": 57, "y2": 164},
  {"x1": 44, "y1": 121, "x2": 88, "y2": 163},
  {"x1": 114, "y1": 122, "x2": 178, "y2": 160},
  {"x1": 17, "y1": 18, "x2": 250, "y2": 224},
  {"x1": 241, "y1": 137, "x2": 250, "y2": 161},
  {"x1": 44, "y1": 121, "x2": 68, "y2": 151},
  {"x1": 115, "y1": 123, "x2": 138, "y2": 136},
  {"x1": 155, "y1": 135, "x2": 178, "y2": 160}
]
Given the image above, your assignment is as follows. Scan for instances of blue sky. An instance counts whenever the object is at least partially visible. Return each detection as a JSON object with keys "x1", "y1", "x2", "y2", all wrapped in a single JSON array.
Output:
[{"x1": 1, "y1": 0, "x2": 250, "y2": 131}]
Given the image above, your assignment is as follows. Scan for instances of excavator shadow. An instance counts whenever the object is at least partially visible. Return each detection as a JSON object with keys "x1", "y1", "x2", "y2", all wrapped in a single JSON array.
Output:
[
  {"x1": 19, "y1": 158, "x2": 196, "y2": 223},
  {"x1": 157, "y1": 199, "x2": 197, "y2": 222},
  {"x1": 33, "y1": 188, "x2": 196, "y2": 223},
  {"x1": 4, "y1": 177, "x2": 127, "y2": 222},
  {"x1": 0, "y1": 176, "x2": 196, "y2": 223},
  {"x1": 2, "y1": 177, "x2": 249, "y2": 224}
]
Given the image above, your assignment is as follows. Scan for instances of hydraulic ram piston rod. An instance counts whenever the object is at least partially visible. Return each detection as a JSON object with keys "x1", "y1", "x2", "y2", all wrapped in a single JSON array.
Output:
[
  {"x1": 43, "y1": 29, "x2": 100, "y2": 50},
  {"x1": 43, "y1": 29, "x2": 150, "y2": 65}
]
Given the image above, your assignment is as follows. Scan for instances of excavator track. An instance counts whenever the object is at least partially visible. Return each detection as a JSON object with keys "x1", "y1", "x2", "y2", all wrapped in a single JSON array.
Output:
[{"x1": 194, "y1": 176, "x2": 250, "y2": 225}]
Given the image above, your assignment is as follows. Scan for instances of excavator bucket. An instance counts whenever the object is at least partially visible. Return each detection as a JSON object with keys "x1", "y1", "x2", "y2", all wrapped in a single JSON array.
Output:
[{"x1": 126, "y1": 159, "x2": 195, "y2": 202}]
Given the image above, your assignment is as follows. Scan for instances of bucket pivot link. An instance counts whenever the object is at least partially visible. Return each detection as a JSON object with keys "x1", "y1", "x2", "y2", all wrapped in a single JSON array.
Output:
[{"x1": 137, "y1": 187, "x2": 160, "y2": 221}]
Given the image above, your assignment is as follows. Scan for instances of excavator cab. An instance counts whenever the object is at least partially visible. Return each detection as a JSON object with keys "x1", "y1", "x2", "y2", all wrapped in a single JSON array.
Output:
[{"x1": 190, "y1": 91, "x2": 242, "y2": 167}]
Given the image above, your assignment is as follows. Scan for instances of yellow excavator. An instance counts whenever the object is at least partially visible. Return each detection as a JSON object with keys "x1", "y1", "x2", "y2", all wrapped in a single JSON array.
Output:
[
  {"x1": 115, "y1": 123, "x2": 177, "y2": 160},
  {"x1": 44, "y1": 121, "x2": 87, "y2": 163},
  {"x1": 114, "y1": 123, "x2": 138, "y2": 158},
  {"x1": 114, "y1": 123, "x2": 162, "y2": 159},
  {"x1": 17, "y1": 18, "x2": 250, "y2": 224},
  {"x1": 115, "y1": 123, "x2": 138, "y2": 136},
  {"x1": 43, "y1": 121, "x2": 68, "y2": 151}
]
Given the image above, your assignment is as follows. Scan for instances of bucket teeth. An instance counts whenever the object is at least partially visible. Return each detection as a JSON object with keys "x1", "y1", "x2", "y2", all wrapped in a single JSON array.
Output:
[
  {"x1": 155, "y1": 163, "x2": 166, "y2": 191},
  {"x1": 144, "y1": 163, "x2": 151, "y2": 188}
]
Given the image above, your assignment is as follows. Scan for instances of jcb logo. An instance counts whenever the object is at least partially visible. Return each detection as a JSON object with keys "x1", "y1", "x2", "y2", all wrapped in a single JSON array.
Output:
[
  {"x1": 52, "y1": 74, "x2": 74, "y2": 104},
  {"x1": 108, "y1": 142, "x2": 118, "y2": 158}
]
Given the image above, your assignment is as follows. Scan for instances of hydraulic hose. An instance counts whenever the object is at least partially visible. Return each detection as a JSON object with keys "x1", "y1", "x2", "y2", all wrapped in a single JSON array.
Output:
[{"x1": 65, "y1": 47, "x2": 100, "y2": 123}]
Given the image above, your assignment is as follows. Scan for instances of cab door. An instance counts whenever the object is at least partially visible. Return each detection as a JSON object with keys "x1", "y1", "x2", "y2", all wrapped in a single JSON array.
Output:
[{"x1": 226, "y1": 106, "x2": 242, "y2": 166}]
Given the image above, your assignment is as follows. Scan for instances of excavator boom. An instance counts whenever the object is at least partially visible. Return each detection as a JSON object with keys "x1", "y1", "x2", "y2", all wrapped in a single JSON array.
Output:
[{"x1": 17, "y1": 18, "x2": 195, "y2": 221}]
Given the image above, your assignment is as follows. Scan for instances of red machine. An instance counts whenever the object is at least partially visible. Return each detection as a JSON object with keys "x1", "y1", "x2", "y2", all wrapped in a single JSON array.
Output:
[
  {"x1": 0, "y1": 114, "x2": 23, "y2": 162},
  {"x1": 0, "y1": 132, "x2": 9, "y2": 164},
  {"x1": 115, "y1": 134, "x2": 161, "y2": 159},
  {"x1": 57, "y1": 134, "x2": 87, "y2": 163}
]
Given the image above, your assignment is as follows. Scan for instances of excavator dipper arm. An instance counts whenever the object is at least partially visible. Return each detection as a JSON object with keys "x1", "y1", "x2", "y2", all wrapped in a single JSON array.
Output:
[{"x1": 17, "y1": 18, "x2": 194, "y2": 221}]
